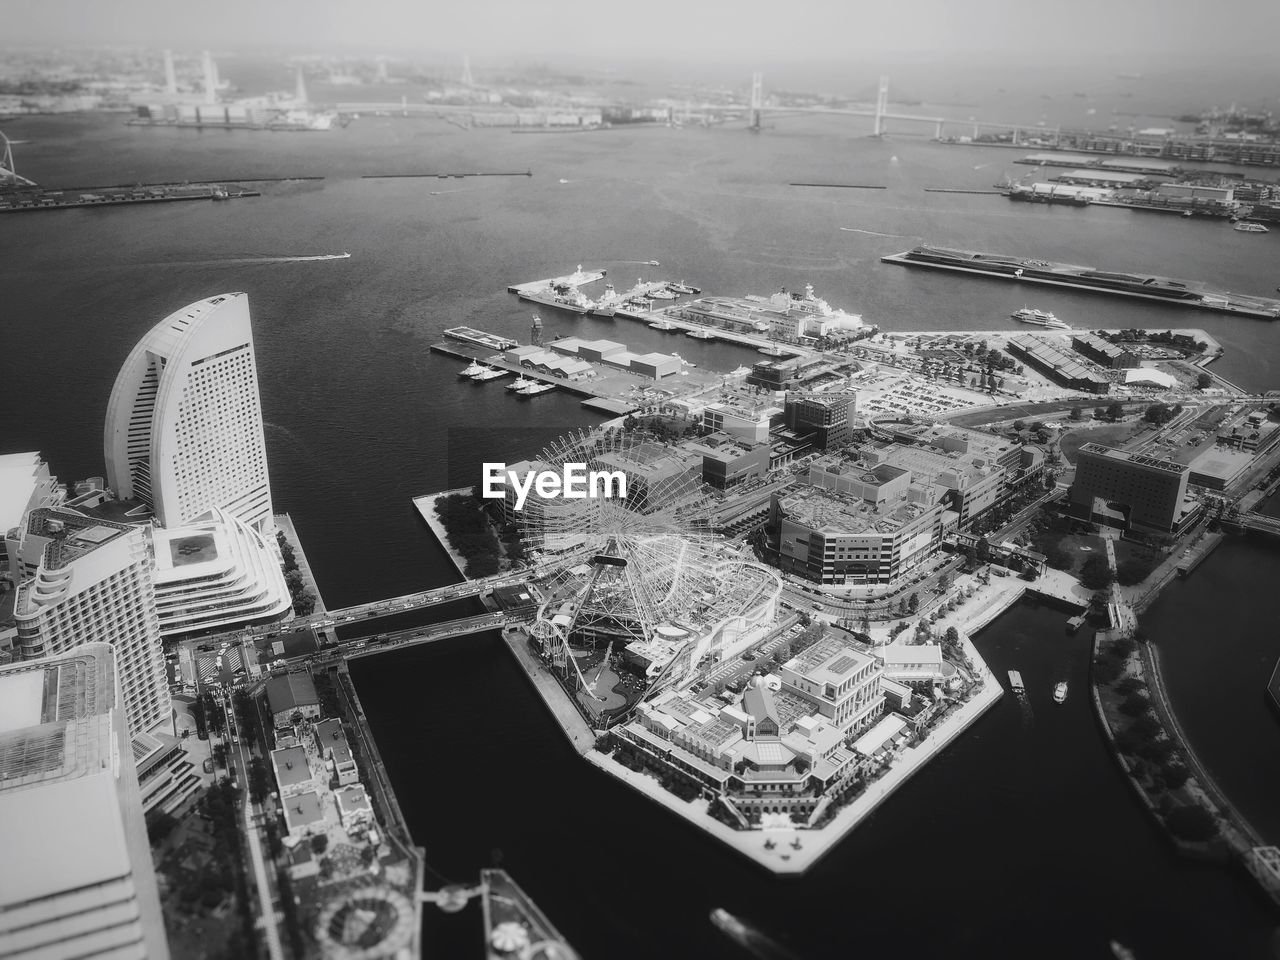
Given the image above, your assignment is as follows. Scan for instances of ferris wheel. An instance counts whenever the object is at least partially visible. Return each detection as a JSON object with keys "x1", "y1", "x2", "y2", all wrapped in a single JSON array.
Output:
[{"x1": 520, "y1": 427, "x2": 782, "y2": 696}]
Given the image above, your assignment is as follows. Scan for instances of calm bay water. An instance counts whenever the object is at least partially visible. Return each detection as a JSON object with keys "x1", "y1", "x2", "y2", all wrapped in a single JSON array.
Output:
[{"x1": 4, "y1": 90, "x2": 1280, "y2": 958}]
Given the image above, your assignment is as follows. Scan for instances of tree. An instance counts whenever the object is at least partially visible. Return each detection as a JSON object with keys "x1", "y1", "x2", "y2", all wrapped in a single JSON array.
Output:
[
  {"x1": 284, "y1": 569, "x2": 305, "y2": 593},
  {"x1": 1119, "y1": 693, "x2": 1151, "y2": 717},
  {"x1": 294, "y1": 590, "x2": 317, "y2": 616},
  {"x1": 147, "y1": 811, "x2": 179, "y2": 845},
  {"x1": 1070, "y1": 406, "x2": 1085, "y2": 421},
  {"x1": 1196, "y1": 372, "x2": 1213, "y2": 389},
  {"x1": 1093, "y1": 407, "x2": 1107, "y2": 420},
  {"x1": 792, "y1": 757, "x2": 811, "y2": 775},
  {"x1": 248, "y1": 757, "x2": 271, "y2": 805},
  {"x1": 1106, "y1": 402, "x2": 1124, "y2": 422},
  {"x1": 1116, "y1": 557, "x2": 1155, "y2": 587},
  {"x1": 1079, "y1": 556, "x2": 1114, "y2": 590},
  {"x1": 1013, "y1": 419, "x2": 1027, "y2": 432},
  {"x1": 1165, "y1": 805, "x2": 1217, "y2": 842},
  {"x1": 1030, "y1": 421, "x2": 1045, "y2": 432},
  {"x1": 310, "y1": 833, "x2": 329, "y2": 855},
  {"x1": 943, "y1": 626, "x2": 960, "y2": 647},
  {"x1": 1144, "y1": 402, "x2": 1174, "y2": 426},
  {"x1": 1161, "y1": 764, "x2": 1190, "y2": 790},
  {"x1": 906, "y1": 592, "x2": 919, "y2": 614}
]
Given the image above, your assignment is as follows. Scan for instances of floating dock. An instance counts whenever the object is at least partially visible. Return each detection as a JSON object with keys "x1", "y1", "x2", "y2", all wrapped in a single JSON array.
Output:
[{"x1": 882, "y1": 246, "x2": 1280, "y2": 320}]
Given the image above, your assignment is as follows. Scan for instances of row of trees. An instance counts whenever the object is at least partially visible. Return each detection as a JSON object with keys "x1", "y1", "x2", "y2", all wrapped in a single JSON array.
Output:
[
  {"x1": 438, "y1": 492, "x2": 503, "y2": 577},
  {"x1": 277, "y1": 532, "x2": 317, "y2": 616},
  {"x1": 1096, "y1": 639, "x2": 1217, "y2": 844}
]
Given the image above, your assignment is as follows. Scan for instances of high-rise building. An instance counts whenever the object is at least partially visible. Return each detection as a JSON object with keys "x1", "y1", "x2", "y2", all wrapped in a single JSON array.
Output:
[
  {"x1": 1, "y1": 451, "x2": 66, "y2": 587},
  {"x1": 784, "y1": 391, "x2": 857, "y2": 450},
  {"x1": 0, "y1": 643, "x2": 170, "y2": 959},
  {"x1": 105, "y1": 293, "x2": 274, "y2": 533},
  {"x1": 1068, "y1": 443, "x2": 1193, "y2": 534},
  {"x1": 12, "y1": 507, "x2": 169, "y2": 736}
]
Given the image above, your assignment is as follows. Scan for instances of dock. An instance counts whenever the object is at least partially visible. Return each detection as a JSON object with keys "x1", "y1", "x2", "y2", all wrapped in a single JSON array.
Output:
[
  {"x1": 0, "y1": 183, "x2": 259, "y2": 213},
  {"x1": 429, "y1": 339, "x2": 724, "y2": 414}
]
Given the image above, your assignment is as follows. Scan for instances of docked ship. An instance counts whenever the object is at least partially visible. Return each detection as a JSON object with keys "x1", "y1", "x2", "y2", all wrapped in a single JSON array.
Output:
[
  {"x1": 1235, "y1": 222, "x2": 1270, "y2": 233},
  {"x1": 758, "y1": 344, "x2": 789, "y2": 356},
  {"x1": 1012, "y1": 306, "x2": 1070, "y2": 329},
  {"x1": 469, "y1": 365, "x2": 509, "y2": 382},
  {"x1": 1006, "y1": 183, "x2": 1092, "y2": 206},
  {"x1": 669, "y1": 281, "x2": 701, "y2": 295},
  {"x1": 648, "y1": 319, "x2": 677, "y2": 331},
  {"x1": 686, "y1": 328, "x2": 716, "y2": 340},
  {"x1": 518, "y1": 381, "x2": 555, "y2": 396},
  {"x1": 507, "y1": 375, "x2": 534, "y2": 392},
  {"x1": 882, "y1": 245, "x2": 1280, "y2": 319},
  {"x1": 459, "y1": 360, "x2": 487, "y2": 379},
  {"x1": 444, "y1": 326, "x2": 519, "y2": 351}
]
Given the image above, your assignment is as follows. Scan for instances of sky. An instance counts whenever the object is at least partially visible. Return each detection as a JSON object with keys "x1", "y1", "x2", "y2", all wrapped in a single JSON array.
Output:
[{"x1": 4, "y1": 0, "x2": 1280, "y2": 70}]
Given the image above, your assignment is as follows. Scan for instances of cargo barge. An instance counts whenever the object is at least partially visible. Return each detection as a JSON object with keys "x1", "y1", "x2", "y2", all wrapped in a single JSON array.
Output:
[{"x1": 882, "y1": 245, "x2": 1280, "y2": 320}]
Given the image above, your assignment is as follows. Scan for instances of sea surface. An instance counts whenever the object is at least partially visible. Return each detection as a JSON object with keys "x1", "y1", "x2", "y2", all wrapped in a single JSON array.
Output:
[{"x1": 4, "y1": 77, "x2": 1280, "y2": 958}]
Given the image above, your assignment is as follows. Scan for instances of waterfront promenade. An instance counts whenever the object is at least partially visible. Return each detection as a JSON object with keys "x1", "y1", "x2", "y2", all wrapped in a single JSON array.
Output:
[{"x1": 503, "y1": 627, "x2": 595, "y2": 755}]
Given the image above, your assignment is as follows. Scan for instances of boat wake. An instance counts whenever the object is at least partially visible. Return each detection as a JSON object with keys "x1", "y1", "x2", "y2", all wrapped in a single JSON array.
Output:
[
  {"x1": 712, "y1": 911, "x2": 801, "y2": 960},
  {"x1": 152, "y1": 253, "x2": 351, "y2": 266},
  {"x1": 840, "y1": 227, "x2": 918, "y2": 239}
]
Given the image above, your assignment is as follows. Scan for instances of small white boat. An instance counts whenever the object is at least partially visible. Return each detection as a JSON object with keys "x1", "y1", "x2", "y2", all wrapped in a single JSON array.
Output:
[
  {"x1": 1054, "y1": 681, "x2": 1068, "y2": 704},
  {"x1": 470, "y1": 365, "x2": 509, "y2": 382},
  {"x1": 649, "y1": 320, "x2": 677, "y2": 331},
  {"x1": 1008, "y1": 670, "x2": 1025, "y2": 692},
  {"x1": 519, "y1": 382, "x2": 555, "y2": 396},
  {"x1": 1234, "y1": 221, "x2": 1269, "y2": 233},
  {"x1": 507, "y1": 375, "x2": 533, "y2": 392},
  {"x1": 686, "y1": 328, "x2": 715, "y2": 340},
  {"x1": 459, "y1": 360, "x2": 486, "y2": 378}
]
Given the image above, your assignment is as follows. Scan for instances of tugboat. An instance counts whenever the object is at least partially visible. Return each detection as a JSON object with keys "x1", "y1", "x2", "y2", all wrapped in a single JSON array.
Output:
[
  {"x1": 1054, "y1": 681, "x2": 1068, "y2": 704},
  {"x1": 459, "y1": 360, "x2": 486, "y2": 379},
  {"x1": 507, "y1": 375, "x2": 533, "y2": 392}
]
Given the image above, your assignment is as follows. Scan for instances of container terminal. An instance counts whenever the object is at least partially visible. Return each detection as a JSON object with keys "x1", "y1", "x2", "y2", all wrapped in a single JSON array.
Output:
[{"x1": 882, "y1": 246, "x2": 1280, "y2": 320}]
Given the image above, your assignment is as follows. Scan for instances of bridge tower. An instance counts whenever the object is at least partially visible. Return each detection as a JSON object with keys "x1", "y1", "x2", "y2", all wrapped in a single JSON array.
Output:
[
  {"x1": 749, "y1": 71, "x2": 763, "y2": 131},
  {"x1": 461, "y1": 54, "x2": 474, "y2": 87},
  {"x1": 163, "y1": 49, "x2": 177, "y2": 96},
  {"x1": 202, "y1": 50, "x2": 219, "y2": 105},
  {"x1": 0, "y1": 131, "x2": 34, "y2": 187},
  {"x1": 294, "y1": 65, "x2": 308, "y2": 106},
  {"x1": 873, "y1": 75, "x2": 890, "y2": 136}
]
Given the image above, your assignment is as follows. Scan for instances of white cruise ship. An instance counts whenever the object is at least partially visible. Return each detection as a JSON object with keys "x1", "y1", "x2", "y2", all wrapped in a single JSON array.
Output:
[{"x1": 1012, "y1": 306, "x2": 1070, "y2": 329}]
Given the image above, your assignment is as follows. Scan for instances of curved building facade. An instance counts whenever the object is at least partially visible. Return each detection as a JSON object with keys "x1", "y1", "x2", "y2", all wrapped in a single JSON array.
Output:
[
  {"x1": 151, "y1": 507, "x2": 293, "y2": 638},
  {"x1": 105, "y1": 293, "x2": 273, "y2": 532}
]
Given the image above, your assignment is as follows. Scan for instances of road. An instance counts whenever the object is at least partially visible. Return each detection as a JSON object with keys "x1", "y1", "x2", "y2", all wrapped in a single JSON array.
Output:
[{"x1": 218, "y1": 688, "x2": 285, "y2": 960}]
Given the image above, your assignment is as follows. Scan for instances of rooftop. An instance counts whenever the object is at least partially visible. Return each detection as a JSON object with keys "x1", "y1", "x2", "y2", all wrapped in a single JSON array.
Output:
[
  {"x1": 787, "y1": 634, "x2": 876, "y2": 688},
  {"x1": 266, "y1": 672, "x2": 320, "y2": 717},
  {"x1": 22, "y1": 507, "x2": 133, "y2": 570},
  {"x1": 282, "y1": 791, "x2": 325, "y2": 831},
  {"x1": 1078, "y1": 443, "x2": 1188, "y2": 475},
  {"x1": 777, "y1": 484, "x2": 937, "y2": 536},
  {"x1": 271, "y1": 745, "x2": 314, "y2": 789}
]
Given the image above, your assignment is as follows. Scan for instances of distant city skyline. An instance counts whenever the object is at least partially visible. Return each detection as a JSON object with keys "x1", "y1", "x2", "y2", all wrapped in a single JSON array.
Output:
[{"x1": 3, "y1": 0, "x2": 1280, "y2": 71}]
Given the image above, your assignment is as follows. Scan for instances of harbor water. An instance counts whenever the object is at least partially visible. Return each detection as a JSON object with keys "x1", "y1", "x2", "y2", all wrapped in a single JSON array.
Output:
[{"x1": 4, "y1": 94, "x2": 1280, "y2": 957}]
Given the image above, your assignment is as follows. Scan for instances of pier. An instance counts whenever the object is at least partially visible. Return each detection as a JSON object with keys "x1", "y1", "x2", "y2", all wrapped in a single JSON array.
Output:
[{"x1": 882, "y1": 249, "x2": 1280, "y2": 321}]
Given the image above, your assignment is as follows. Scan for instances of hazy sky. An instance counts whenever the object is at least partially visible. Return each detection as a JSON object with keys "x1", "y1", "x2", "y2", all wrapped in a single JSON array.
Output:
[{"x1": 4, "y1": 0, "x2": 1280, "y2": 70}]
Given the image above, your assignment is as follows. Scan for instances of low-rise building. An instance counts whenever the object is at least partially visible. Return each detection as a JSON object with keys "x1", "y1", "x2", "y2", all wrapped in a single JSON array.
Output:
[
  {"x1": 778, "y1": 633, "x2": 884, "y2": 731},
  {"x1": 683, "y1": 434, "x2": 771, "y2": 490},
  {"x1": 281, "y1": 791, "x2": 325, "y2": 838},
  {"x1": 313, "y1": 718, "x2": 359, "y2": 786},
  {"x1": 266, "y1": 672, "x2": 321, "y2": 730},
  {"x1": 270, "y1": 744, "x2": 316, "y2": 798},
  {"x1": 335, "y1": 784, "x2": 374, "y2": 832},
  {"x1": 1071, "y1": 333, "x2": 1140, "y2": 369},
  {"x1": 1008, "y1": 334, "x2": 1110, "y2": 393}
]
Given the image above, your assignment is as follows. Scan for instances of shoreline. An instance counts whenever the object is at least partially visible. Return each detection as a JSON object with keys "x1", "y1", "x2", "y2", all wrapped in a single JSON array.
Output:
[
  {"x1": 275, "y1": 511, "x2": 329, "y2": 615},
  {"x1": 412, "y1": 489, "x2": 473, "y2": 580}
]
